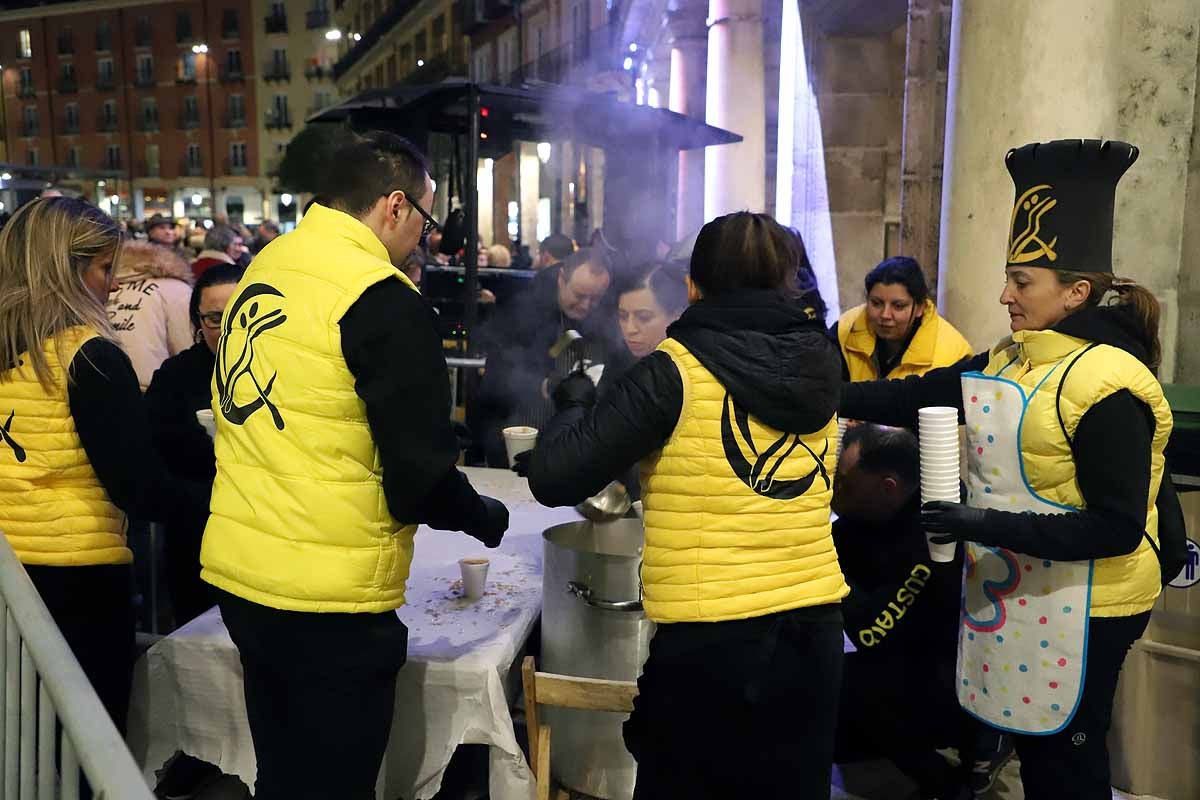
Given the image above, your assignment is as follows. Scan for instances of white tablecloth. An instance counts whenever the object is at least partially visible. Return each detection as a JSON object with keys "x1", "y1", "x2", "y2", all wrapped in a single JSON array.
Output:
[{"x1": 127, "y1": 468, "x2": 580, "y2": 800}]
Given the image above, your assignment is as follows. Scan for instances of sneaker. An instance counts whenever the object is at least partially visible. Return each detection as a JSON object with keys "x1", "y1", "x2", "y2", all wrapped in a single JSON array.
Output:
[{"x1": 971, "y1": 734, "x2": 1015, "y2": 797}]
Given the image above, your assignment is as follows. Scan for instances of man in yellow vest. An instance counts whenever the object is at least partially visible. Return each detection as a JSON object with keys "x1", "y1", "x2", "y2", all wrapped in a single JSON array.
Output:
[{"x1": 200, "y1": 131, "x2": 509, "y2": 800}]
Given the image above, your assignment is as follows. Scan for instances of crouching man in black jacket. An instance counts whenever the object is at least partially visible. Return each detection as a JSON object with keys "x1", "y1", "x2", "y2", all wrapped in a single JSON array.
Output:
[{"x1": 832, "y1": 424, "x2": 1009, "y2": 799}]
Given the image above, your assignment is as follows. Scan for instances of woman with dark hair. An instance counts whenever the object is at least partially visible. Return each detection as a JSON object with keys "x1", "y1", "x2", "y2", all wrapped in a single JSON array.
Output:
[
  {"x1": 524, "y1": 211, "x2": 848, "y2": 799},
  {"x1": 146, "y1": 261, "x2": 246, "y2": 625},
  {"x1": 841, "y1": 140, "x2": 1177, "y2": 800},
  {"x1": 615, "y1": 262, "x2": 689, "y2": 360},
  {"x1": 833, "y1": 255, "x2": 972, "y2": 381}
]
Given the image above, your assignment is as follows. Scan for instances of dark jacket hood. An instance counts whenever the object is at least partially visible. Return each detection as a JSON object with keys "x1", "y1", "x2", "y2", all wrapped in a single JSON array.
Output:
[
  {"x1": 1054, "y1": 304, "x2": 1152, "y2": 367},
  {"x1": 667, "y1": 289, "x2": 842, "y2": 433}
]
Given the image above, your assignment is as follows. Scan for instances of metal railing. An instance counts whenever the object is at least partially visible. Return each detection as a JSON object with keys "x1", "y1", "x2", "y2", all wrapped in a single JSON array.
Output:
[
  {"x1": 0, "y1": 534, "x2": 155, "y2": 799},
  {"x1": 306, "y1": 8, "x2": 330, "y2": 29},
  {"x1": 265, "y1": 12, "x2": 288, "y2": 34}
]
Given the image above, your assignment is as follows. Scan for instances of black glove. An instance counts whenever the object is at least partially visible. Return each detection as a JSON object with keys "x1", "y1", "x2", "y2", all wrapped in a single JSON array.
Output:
[
  {"x1": 551, "y1": 371, "x2": 597, "y2": 411},
  {"x1": 512, "y1": 449, "x2": 532, "y2": 478},
  {"x1": 921, "y1": 501, "x2": 990, "y2": 545},
  {"x1": 465, "y1": 496, "x2": 509, "y2": 548}
]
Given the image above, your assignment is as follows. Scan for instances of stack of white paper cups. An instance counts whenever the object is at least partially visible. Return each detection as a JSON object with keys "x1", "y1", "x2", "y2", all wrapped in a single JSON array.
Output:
[
  {"x1": 918, "y1": 406, "x2": 960, "y2": 562},
  {"x1": 835, "y1": 417, "x2": 848, "y2": 461}
]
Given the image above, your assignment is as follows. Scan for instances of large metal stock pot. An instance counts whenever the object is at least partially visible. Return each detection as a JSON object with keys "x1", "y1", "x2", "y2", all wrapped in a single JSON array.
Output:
[{"x1": 541, "y1": 518, "x2": 654, "y2": 799}]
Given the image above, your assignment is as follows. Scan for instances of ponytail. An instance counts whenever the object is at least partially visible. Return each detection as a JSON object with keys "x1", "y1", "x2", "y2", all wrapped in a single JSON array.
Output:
[{"x1": 1057, "y1": 271, "x2": 1161, "y2": 373}]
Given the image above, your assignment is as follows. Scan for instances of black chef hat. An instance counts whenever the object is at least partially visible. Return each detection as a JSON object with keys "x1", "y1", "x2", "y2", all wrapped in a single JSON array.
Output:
[{"x1": 1004, "y1": 139, "x2": 1138, "y2": 273}]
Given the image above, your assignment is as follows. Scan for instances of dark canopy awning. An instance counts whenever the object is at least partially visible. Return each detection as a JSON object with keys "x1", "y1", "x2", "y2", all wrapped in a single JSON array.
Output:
[{"x1": 308, "y1": 80, "x2": 742, "y2": 151}]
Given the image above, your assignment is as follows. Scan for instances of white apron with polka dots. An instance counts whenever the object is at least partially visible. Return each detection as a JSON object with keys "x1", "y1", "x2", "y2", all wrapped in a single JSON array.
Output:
[{"x1": 956, "y1": 368, "x2": 1092, "y2": 735}]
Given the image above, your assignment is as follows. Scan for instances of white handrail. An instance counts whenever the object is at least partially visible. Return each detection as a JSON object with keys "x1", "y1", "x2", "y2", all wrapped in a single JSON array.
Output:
[{"x1": 0, "y1": 533, "x2": 154, "y2": 799}]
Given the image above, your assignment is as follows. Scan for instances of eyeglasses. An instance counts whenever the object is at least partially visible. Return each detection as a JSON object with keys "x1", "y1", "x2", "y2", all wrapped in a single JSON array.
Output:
[
  {"x1": 407, "y1": 195, "x2": 442, "y2": 238},
  {"x1": 198, "y1": 311, "x2": 224, "y2": 329}
]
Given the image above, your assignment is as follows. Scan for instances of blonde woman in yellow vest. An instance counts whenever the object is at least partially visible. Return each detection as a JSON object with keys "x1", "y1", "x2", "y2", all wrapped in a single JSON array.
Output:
[
  {"x1": 199, "y1": 132, "x2": 508, "y2": 800},
  {"x1": 526, "y1": 212, "x2": 848, "y2": 799},
  {"x1": 0, "y1": 198, "x2": 208, "y2": 742},
  {"x1": 833, "y1": 256, "x2": 973, "y2": 381},
  {"x1": 841, "y1": 140, "x2": 1175, "y2": 800}
]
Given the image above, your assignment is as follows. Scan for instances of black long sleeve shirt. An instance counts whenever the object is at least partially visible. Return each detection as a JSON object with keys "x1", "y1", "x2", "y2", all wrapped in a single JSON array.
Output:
[
  {"x1": 67, "y1": 338, "x2": 210, "y2": 523},
  {"x1": 840, "y1": 354, "x2": 1160, "y2": 562},
  {"x1": 339, "y1": 277, "x2": 491, "y2": 533}
]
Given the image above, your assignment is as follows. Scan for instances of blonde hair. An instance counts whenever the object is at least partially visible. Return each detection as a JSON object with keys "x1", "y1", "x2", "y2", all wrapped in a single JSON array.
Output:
[
  {"x1": 486, "y1": 244, "x2": 512, "y2": 268},
  {"x1": 1056, "y1": 271, "x2": 1161, "y2": 372},
  {"x1": 0, "y1": 198, "x2": 123, "y2": 390}
]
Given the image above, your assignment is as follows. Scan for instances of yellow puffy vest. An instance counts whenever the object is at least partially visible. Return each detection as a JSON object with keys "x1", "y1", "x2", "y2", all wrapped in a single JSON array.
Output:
[
  {"x1": 980, "y1": 328, "x2": 1172, "y2": 617},
  {"x1": 0, "y1": 327, "x2": 130, "y2": 566},
  {"x1": 838, "y1": 301, "x2": 974, "y2": 382},
  {"x1": 200, "y1": 204, "x2": 420, "y2": 613},
  {"x1": 638, "y1": 338, "x2": 849, "y2": 623}
]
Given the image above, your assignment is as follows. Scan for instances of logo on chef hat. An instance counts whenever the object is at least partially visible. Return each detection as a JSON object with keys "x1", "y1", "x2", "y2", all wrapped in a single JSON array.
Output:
[
  {"x1": 1007, "y1": 184, "x2": 1058, "y2": 265},
  {"x1": 216, "y1": 283, "x2": 288, "y2": 430},
  {"x1": 720, "y1": 393, "x2": 830, "y2": 501}
]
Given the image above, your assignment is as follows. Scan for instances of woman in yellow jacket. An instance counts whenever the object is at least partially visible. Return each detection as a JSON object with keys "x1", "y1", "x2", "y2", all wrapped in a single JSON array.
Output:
[
  {"x1": 834, "y1": 256, "x2": 973, "y2": 381},
  {"x1": 0, "y1": 198, "x2": 206, "y2": 739},
  {"x1": 841, "y1": 139, "x2": 1171, "y2": 800},
  {"x1": 526, "y1": 212, "x2": 848, "y2": 799}
]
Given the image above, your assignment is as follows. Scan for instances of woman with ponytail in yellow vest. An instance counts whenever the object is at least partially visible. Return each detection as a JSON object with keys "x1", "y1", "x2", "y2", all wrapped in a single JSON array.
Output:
[
  {"x1": 0, "y1": 198, "x2": 208, "y2": 742},
  {"x1": 833, "y1": 256, "x2": 973, "y2": 381},
  {"x1": 526, "y1": 212, "x2": 848, "y2": 799},
  {"x1": 841, "y1": 140, "x2": 1176, "y2": 800}
]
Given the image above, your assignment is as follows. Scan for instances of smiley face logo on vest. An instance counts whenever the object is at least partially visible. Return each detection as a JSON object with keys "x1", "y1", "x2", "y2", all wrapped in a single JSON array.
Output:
[
  {"x1": 216, "y1": 283, "x2": 288, "y2": 430},
  {"x1": 720, "y1": 393, "x2": 830, "y2": 500},
  {"x1": 0, "y1": 410, "x2": 26, "y2": 462}
]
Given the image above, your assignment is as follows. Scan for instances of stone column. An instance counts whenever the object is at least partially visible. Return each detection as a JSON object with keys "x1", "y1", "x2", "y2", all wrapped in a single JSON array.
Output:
[
  {"x1": 938, "y1": 0, "x2": 1200, "y2": 376},
  {"x1": 898, "y1": 0, "x2": 952, "y2": 288},
  {"x1": 704, "y1": 0, "x2": 766, "y2": 218},
  {"x1": 668, "y1": 5, "x2": 708, "y2": 239}
]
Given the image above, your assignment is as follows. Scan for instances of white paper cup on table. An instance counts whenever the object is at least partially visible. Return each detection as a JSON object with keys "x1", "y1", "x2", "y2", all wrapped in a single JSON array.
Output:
[
  {"x1": 459, "y1": 558, "x2": 490, "y2": 600},
  {"x1": 195, "y1": 409, "x2": 217, "y2": 439},
  {"x1": 502, "y1": 426, "x2": 538, "y2": 467}
]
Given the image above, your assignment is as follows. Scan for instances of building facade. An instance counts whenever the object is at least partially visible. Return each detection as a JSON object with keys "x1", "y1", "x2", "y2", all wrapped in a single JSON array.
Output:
[{"x1": 252, "y1": 0, "x2": 340, "y2": 224}]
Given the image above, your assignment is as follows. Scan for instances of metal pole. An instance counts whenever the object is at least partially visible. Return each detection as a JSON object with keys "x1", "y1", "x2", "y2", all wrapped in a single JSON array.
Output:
[{"x1": 464, "y1": 85, "x2": 480, "y2": 355}]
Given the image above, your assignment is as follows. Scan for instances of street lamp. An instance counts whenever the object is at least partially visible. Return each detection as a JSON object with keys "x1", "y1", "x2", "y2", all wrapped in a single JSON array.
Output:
[
  {"x1": 537, "y1": 142, "x2": 551, "y2": 164},
  {"x1": 191, "y1": 193, "x2": 203, "y2": 206},
  {"x1": 417, "y1": 59, "x2": 425, "y2": 67},
  {"x1": 325, "y1": 29, "x2": 342, "y2": 41},
  {"x1": 280, "y1": 193, "x2": 293, "y2": 206},
  {"x1": 192, "y1": 43, "x2": 208, "y2": 54}
]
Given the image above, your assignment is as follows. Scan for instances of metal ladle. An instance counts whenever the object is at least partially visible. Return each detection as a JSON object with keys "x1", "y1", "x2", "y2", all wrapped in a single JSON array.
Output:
[{"x1": 576, "y1": 481, "x2": 632, "y2": 523}]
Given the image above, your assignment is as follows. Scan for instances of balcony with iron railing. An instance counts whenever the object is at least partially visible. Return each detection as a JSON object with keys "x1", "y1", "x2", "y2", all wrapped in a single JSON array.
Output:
[
  {"x1": 98, "y1": 114, "x2": 119, "y2": 133},
  {"x1": 222, "y1": 25, "x2": 241, "y2": 40},
  {"x1": 105, "y1": 155, "x2": 122, "y2": 170},
  {"x1": 334, "y1": 0, "x2": 427, "y2": 79},
  {"x1": 134, "y1": 71, "x2": 156, "y2": 88},
  {"x1": 462, "y1": 0, "x2": 516, "y2": 35},
  {"x1": 18, "y1": 83, "x2": 35, "y2": 98},
  {"x1": 57, "y1": 76, "x2": 78, "y2": 94},
  {"x1": 263, "y1": 62, "x2": 291, "y2": 81},
  {"x1": 306, "y1": 8, "x2": 330, "y2": 29},
  {"x1": 141, "y1": 160, "x2": 161, "y2": 178},
  {"x1": 180, "y1": 158, "x2": 205, "y2": 177},
  {"x1": 305, "y1": 63, "x2": 332, "y2": 80},
  {"x1": 137, "y1": 113, "x2": 160, "y2": 132},
  {"x1": 20, "y1": 120, "x2": 39, "y2": 137},
  {"x1": 178, "y1": 111, "x2": 201, "y2": 130},
  {"x1": 502, "y1": 26, "x2": 616, "y2": 87},
  {"x1": 225, "y1": 157, "x2": 249, "y2": 176},
  {"x1": 223, "y1": 112, "x2": 247, "y2": 129},
  {"x1": 220, "y1": 65, "x2": 245, "y2": 83},
  {"x1": 97, "y1": 75, "x2": 116, "y2": 91},
  {"x1": 265, "y1": 109, "x2": 293, "y2": 129},
  {"x1": 61, "y1": 117, "x2": 81, "y2": 135},
  {"x1": 265, "y1": 12, "x2": 288, "y2": 34}
]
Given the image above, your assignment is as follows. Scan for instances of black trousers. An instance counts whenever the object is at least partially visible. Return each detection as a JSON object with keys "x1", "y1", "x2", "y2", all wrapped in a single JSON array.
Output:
[
  {"x1": 835, "y1": 652, "x2": 978, "y2": 793},
  {"x1": 626, "y1": 604, "x2": 844, "y2": 800},
  {"x1": 26, "y1": 564, "x2": 135, "y2": 733},
  {"x1": 216, "y1": 589, "x2": 409, "y2": 800},
  {"x1": 163, "y1": 514, "x2": 213, "y2": 626},
  {"x1": 1011, "y1": 611, "x2": 1150, "y2": 800}
]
